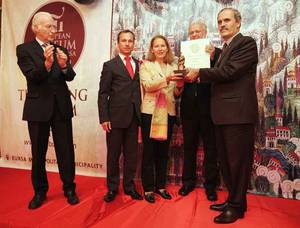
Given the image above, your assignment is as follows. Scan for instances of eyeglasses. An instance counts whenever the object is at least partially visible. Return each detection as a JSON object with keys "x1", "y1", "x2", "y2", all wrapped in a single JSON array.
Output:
[{"x1": 44, "y1": 24, "x2": 57, "y2": 32}]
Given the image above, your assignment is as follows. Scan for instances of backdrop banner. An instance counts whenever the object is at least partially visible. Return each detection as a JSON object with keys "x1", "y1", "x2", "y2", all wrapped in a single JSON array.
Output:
[{"x1": 0, "y1": 0, "x2": 112, "y2": 176}]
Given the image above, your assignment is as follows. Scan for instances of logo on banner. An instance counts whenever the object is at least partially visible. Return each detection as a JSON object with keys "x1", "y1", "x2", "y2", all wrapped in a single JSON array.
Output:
[{"x1": 24, "y1": 1, "x2": 85, "y2": 66}]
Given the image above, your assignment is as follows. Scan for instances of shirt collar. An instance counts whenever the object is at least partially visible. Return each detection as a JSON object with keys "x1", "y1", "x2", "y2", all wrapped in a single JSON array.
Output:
[
  {"x1": 224, "y1": 32, "x2": 240, "y2": 46},
  {"x1": 35, "y1": 37, "x2": 45, "y2": 47},
  {"x1": 119, "y1": 53, "x2": 132, "y2": 61}
]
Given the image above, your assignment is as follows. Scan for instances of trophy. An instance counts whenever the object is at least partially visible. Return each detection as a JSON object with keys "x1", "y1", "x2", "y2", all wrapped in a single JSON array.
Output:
[{"x1": 173, "y1": 55, "x2": 187, "y2": 77}]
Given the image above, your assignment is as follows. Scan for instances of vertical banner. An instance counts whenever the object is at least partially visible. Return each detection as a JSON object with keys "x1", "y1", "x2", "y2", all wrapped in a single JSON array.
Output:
[{"x1": 0, "y1": 0, "x2": 112, "y2": 176}]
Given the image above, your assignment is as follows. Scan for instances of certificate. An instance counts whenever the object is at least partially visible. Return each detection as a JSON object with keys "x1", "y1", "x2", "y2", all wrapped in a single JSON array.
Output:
[{"x1": 180, "y1": 38, "x2": 210, "y2": 69}]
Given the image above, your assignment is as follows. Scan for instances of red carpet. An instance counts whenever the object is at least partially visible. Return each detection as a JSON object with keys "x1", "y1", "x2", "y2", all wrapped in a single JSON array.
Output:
[{"x1": 0, "y1": 167, "x2": 299, "y2": 228}]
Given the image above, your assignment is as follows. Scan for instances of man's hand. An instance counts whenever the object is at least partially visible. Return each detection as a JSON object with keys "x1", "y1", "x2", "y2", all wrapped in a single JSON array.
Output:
[
  {"x1": 44, "y1": 44, "x2": 54, "y2": 71},
  {"x1": 205, "y1": 44, "x2": 215, "y2": 60},
  {"x1": 184, "y1": 68, "x2": 199, "y2": 83},
  {"x1": 101, "y1": 121, "x2": 111, "y2": 133},
  {"x1": 56, "y1": 48, "x2": 68, "y2": 69}
]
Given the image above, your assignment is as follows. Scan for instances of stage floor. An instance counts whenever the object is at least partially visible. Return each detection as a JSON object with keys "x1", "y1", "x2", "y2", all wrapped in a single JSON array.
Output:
[{"x1": 0, "y1": 167, "x2": 299, "y2": 228}]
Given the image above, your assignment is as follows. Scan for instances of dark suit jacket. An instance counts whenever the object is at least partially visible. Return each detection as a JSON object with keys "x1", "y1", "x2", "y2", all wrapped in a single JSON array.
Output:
[
  {"x1": 180, "y1": 48, "x2": 221, "y2": 118},
  {"x1": 200, "y1": 33, "x2": 258, "y2": 125},
  {"x1": 98, "y1": 55, "x2": 141, "y2": 128},
  {"x1": 16, "y1": 40, "x2": 76, "y2": 121}
]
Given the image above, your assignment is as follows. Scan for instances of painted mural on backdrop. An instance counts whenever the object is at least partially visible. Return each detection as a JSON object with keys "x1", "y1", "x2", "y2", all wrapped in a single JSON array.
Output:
[{"x1": 112, "y1": 0, "x2": 300, "y2": 200}]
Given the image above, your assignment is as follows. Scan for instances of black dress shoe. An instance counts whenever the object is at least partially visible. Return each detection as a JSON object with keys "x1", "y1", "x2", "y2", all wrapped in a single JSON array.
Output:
[
  {"x1": 155, "y1": 190, "x2": 172, "y2": 200},
  {"x1": 124, "y1": 190, "x2": 143, "y2": 200},
  {"x1": 178, "y1": 185, "x2": 194, "y2": 196},
  {"x1": 64, "y1": 190, "x2": 79, "y2": 205},
  {"x1": 205, "y1": 189, "x2": 218, "y2": 201},
  {"x1": 28, "y1": 193, "x2": 46, "y2": 209},
  {"x1": 210, "y1": 202, "x2": 247, "y2": 212},
  {"x1": 214, "y1": 208, "x2": 244, "y2": 224},
  {"x1": 144, "y1": 192, "x2": 155, "y2": 203},
  {"x1": 210, "y1": 201, "x2": 228, "y2": 211},
  {"x1": 104, "y1": 190, "x2": 117, "y2": 202}
]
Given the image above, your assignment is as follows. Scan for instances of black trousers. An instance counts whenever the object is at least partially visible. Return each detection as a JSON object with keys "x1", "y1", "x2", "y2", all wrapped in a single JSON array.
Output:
[
  {"x1": 181, "y1": 114, "x2": 219, "y2": 190},
  {"x1": 28, "y1": 99, "x2": 75, "y2": 194},
  {"x1": 106, "y1": 115, "x2": 138, "y2": 192},
  {"x1": 215, "y1": 124, "x2": 255, "y2": 211},
  {"x1": 141, "y1": 113, "x2": 175, "y2": 192}
]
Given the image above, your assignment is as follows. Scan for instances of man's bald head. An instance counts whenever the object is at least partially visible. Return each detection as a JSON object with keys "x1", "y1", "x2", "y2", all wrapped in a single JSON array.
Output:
[
  {"x1": 188, "y1": 20, "x2": 207, "y2": 40},
  {"x1": 31, "y1": 11, "x2": 56, "y2": 43}
]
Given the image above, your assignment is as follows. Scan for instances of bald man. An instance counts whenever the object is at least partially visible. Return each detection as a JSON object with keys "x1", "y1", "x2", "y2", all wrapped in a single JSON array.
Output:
[{"x1": 16, "y1": 11, "x2": 79, "y2": 209}]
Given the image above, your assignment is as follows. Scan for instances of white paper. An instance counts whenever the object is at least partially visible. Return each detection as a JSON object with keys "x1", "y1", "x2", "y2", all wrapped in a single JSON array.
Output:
[{"x1": 181, "y1": 38, "x2": 210, "y2": 69}]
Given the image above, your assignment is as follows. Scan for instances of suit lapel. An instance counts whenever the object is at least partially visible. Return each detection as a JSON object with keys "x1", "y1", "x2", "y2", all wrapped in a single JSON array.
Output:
[
  {"x1": 32, "y1": 40, "x2": 45, "y2": 60},
  {"x1": 147, "y1": 61, "x2": 173, "y2": 79},
  {"x1": 166, "y1": 63, "x2": 173, "y2": 77},
  {"x1": 155, "y1": 61, "x2": 173, "y2": 77},
  {"x1": 132, "y1": 57, "x2": 140, "y2": 80},
  {"x1": 115, "y1": 55, "x2": 133, "y2": 79},
  {"x1": 216, "y1": 33, "x2": 242, "y2": 67},
  {"x1": 116, "y1": 55, "x2": 140, "y2": 80},
  {"x1": 154, "y1": 61, "x2": 163, "y2": 76}
]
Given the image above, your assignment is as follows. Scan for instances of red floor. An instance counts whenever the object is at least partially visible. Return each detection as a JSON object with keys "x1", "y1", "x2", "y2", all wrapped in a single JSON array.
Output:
[{"x1": 0, "y1": 167, "x2": 299, "y2": 228}]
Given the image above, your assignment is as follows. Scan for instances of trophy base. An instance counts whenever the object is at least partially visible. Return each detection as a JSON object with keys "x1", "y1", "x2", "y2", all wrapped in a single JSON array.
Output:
[{"x1": 174, "y1": 69, "x2": 187, "y2": 77}]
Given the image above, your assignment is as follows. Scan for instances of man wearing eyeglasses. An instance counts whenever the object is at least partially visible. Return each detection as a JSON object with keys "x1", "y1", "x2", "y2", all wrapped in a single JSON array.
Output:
[{"x1": 16, "y1": 11, "x2": 79, "y2": 209}]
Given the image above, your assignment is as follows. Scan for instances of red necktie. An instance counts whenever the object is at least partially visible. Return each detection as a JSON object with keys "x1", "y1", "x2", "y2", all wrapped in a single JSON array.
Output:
[{"x1": 125, "y1": 56, "x2": 134, "y2": 79}]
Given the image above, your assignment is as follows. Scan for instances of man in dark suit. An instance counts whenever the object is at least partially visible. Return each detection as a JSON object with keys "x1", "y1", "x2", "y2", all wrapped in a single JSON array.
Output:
[
  {"x1": 16, "y1": 12, "x2": 79, "y2": 209},
  {"x1": 178, "y1": 20, "x2": 220, "y2": 201},
  {"x1": 98, "y1": 30, "x2": 143, "y2": 202},
  {"x1": 186, "y1": 8, "x2": 258, "y2": 223}
]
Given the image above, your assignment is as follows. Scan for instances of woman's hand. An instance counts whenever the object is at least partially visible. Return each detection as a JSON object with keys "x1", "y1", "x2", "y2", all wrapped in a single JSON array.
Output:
[{"x1": 166, "y1": 72, "x2": 184, "y2": 83}]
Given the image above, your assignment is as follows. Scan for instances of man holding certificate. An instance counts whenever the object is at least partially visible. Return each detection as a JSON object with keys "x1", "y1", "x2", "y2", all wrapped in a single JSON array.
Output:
[
  {"x1": 185, "y1": 8, "x2": 258, "y2": 224},
  {"x1": 177, "y1": 20, "x2": 221, "y2": 201}
]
